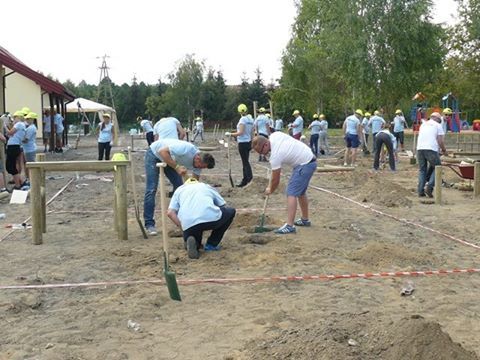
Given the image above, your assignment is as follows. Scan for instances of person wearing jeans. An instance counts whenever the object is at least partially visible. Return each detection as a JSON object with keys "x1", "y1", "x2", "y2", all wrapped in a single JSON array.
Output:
[
  {"x1": 373, "y1": 129, "x2": 396, "y2": 171},
  {"x1": 143, "y1": 138, "x2": 215, "y2": 235},
  {"x1": 97, "y1": 113, "x2": 113, "y2": 160},
  {"x1": 416, "y1": 112, "x2": 447, "y2": 197},
  {"x1": 167, "y1": 178, "x2": 236, "y2": 259},
  {"x1": 308, "y1": 114, "x2": 321, "y2": 156}
]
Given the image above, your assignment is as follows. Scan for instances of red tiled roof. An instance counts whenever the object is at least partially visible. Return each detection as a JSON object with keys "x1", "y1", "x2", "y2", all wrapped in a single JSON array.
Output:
[{"x1": 0, "y1": 46, "x2": 75, "y2": 101}]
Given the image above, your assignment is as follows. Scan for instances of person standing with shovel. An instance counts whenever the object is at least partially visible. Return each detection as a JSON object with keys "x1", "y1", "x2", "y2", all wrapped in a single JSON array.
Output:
[{"x1": 252, "y1": 132, "x2": 317, "y2": 234}]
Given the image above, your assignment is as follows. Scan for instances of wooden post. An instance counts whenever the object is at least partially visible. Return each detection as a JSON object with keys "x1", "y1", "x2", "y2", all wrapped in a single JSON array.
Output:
[
  {"x1": 30, "y1": 168, "x2": 43, "y2": 244},
  {"x1": 474, "y1": 162, "x2": 480, "y2": 198},
  {"x1": 114, "y1": 165, "x2": 128, "y2": 240},
  {"x1": 131, "y1": 134, "x2": 134, "y2": 150},
  {"x1": 253, "y1": 101, "x2": 258, "y2": 119},
  {"x1": 435, "y1": 165, "x2": 442, "y2": 205},
  {"x1": 36, "y1": 153, "x2": 46, "y2": 233}
]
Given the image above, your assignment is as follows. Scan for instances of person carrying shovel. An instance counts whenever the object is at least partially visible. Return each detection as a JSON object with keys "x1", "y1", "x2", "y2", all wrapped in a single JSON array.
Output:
[
  {"x1": 167, "y1": 178, "x2": 236, "y2": 259},
  {"x1": 252, "y1": 132, "x2": 317, "y2": 234}
]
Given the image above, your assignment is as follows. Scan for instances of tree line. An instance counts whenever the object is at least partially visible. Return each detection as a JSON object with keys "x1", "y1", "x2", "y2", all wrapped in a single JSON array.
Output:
[{"x1": 63, "y1": 0, "x2": 480, "y2": 129}]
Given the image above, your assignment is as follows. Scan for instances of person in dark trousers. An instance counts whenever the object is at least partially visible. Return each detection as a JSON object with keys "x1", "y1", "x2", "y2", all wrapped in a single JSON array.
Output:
[
  {"x1": 373, "y1": 128, "x2": 397, "y2": 171},
  {"x1": 167, "y1": 178, "x2": 236, "y2": 259},
  {"x1": 97, "y1": 113, "x2": 113, "y2": 160},
  {"x1": 225, "y1": 103, "x2": 254, "y2": 187}
]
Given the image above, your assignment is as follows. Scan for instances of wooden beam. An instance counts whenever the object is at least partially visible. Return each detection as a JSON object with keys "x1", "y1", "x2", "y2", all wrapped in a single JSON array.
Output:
[
  {"x1": 474, "y1": 162, "x2": 480, "y2": 198},
  {"x1": 30, "y1": 168, "x2": 43, "y2": 245},
  {"x1": 435, "y1": 165, "x2": 442, "y2": 205},
  {"x1": 26, "y1": 160, "x2": 130, "y2": 172},
  {"x1": 36, "y1": 153, "x2": 46, "y2": 233},
  {"x1": 114, "y1": 165, "x2": 128, "y2": 240}
]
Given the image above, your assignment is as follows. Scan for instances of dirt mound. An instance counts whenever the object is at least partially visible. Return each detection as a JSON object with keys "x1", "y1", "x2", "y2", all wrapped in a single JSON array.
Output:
[
  {"x1": 233, "y1": 213, "x2": 280, "y2": 228},
  {"x1": 354, "y1": 175, "x2": 412, "y2": 207},
  {"x1": 349, "y1": 242, "x2": 439, "y2": 269},
  {"x1": 237, "y1": 314, "x2": 478, "y2": 360}
]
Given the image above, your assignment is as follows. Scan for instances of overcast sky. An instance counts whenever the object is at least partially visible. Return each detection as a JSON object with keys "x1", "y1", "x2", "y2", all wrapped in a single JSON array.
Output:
[{"x1": 2, "y1": 0, "x2": 458, "y2": 86}]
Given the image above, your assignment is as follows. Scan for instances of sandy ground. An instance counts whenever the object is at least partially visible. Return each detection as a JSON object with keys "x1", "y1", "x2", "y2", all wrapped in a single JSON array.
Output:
[{"x1": 0, "y1": 131, "x2": 479, "y2": 360}]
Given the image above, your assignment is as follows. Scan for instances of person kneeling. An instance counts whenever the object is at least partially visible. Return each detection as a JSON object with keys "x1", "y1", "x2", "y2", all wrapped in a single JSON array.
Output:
[{"x1": 167, "y1": 178, "x2": 236, "y2": 259}]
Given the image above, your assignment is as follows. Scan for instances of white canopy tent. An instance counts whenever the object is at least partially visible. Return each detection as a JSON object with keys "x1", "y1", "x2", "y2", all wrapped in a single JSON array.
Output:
[{"x1": 66, "y1": 98, "x2": 119, "y2": 146}]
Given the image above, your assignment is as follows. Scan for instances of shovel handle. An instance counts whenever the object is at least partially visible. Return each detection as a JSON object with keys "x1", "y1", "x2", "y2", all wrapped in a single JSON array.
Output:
[{"x1": 158, "y1": 163, "x2": 169, "y2": 254}]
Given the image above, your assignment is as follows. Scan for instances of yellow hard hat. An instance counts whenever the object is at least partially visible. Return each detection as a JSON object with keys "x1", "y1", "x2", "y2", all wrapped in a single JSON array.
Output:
[
  {"x1": 13, "y1": 110, "x2": 24, "y2": 118},
  {"x1": 313, "y1": 113, "x2": 319, "y2": 119},
  {"x1": 355, "y1": 109, "x2": 364, "y2": 116},
  {"x1": 25, "y1": 112, "x2": 38, "y2": 120},
  {"x1": 136, "y1": 116, "x2": 143, "y2": 121},
  {"x1": 112, "y1": 153, "x2": 127, "y2": 161},
  {"x1": 374, "y1": 110, "x2": 380, "y2": 116},
  {"x1": 395, "y1": 109, "x2": 402, "y2": 115},
  {"x1": 319, "y1": 114, "x2": 325, "y2": 119},
  {"x1": 364, "y1": 112, "x2": 371, "y2": 117},
  {"x1": 292, "y1": 110, "x2": 300, "y2": 116},
  {"x1": 185, "y1": 177, "x2": 199, "y2": 184},
  {"x1": 195, "y1": 117, "x2": 202, "y2": 121},
  {"x1": 265, "y1": 113, "x2": 271, "y2": 118},
  {"x1": 21, "y1": 107, "x2": 31, "y2": 116},
  {"x1": 103, "y1": 113, "x2": 111, "y2": 118},
  {"x1": 237, "y1": 104, "x2": 247, "y2": 113},
  {"x1": 443, "y1": 107, "x2": 452, "y2": 115},
  {"x1": 258, "y1": 107, "x2": 266, "y2": 113}
]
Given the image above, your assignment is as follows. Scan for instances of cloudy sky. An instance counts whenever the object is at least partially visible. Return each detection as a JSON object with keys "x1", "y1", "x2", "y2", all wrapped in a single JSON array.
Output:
[{"x1": 2, "y1": 0, "x2": 457, "y2": 86}]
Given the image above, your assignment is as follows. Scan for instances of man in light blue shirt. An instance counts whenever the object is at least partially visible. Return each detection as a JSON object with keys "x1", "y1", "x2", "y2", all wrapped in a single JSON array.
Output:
[
  {"x1": 153, "y1": 117, "x2": 186, "y2": 141},
  {"x1": 167, "y1": 179, "x2": 236, "y2": 259},
  {"x1": 368, "y1": 110, "x2": 386, "y2": 153},
  {"x1": 54, "y1": 111, "x2": 64, "y2": 153},
  {"x1": 275, "y1": 118, "x2": 283, "y2": 131},
  {"x1": 290, "y1": 110, "x2": 304, "y2": 140},
  {"x1": 308, "y1": 114, "x2": 322, "y2": 156},
  {"x1": 343, "y1": 109, "x2": 363, "y2": 166},
  {"x1": 254, "y1": 107, "x2": 270, "y2": 161},
  {"x1": 143, "y1": 138, "x2": 216, "y2": 235}
]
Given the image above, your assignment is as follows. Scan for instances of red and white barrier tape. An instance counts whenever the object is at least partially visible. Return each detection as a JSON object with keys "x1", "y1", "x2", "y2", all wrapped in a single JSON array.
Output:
[
  {"x1": 309, "y1": 184, "x2": 480, "y2": 250},
  {"x1": 0, "y1": 267, "x2": 478, "y2": 290}
]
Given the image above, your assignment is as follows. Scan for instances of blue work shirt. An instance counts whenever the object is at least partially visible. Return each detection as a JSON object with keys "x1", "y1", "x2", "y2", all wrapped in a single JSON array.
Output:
[
  {"x1": 344, "y1": 115, "x2": 360, "y2": 135},
  {"x1": 169, "y1": 182, "x2": 225, "y2": 230},
  {"x1": 140, "y1": 119, "x2": 154, "y2": 133},
  {"x1": 237, "y1": 115, "x2": 254, "y2": 143},
  {"x1": 150, "y1": 138, "x2": 201, "y2": 176},
  {"x1": 7, "y1": 122, "x2": 26, "y2": 145},
  {"x1": 255, "y1": 115, "x2": 270, "y2": 135},
  {"x1": 310, "y1": 120, "x2": 321, "y2": 135},
  {"x1": 54, "y1": 113, "x2": 64, "y2": 133},
  {"x1": 292, "y1": 116, "x2": 304, "y2": 136},
  {"x1": 98, "y1": 122, "x2": 113, "y2": 143},
  {"x1": 393, "y1": 116, "x2": 406, "y2": 132},
  {"x1": 369, "y1": 115, "x2": 385, "y2": 133},
  {"x1": 23, "y1": 124, "x2": 37, "y2": 153}
]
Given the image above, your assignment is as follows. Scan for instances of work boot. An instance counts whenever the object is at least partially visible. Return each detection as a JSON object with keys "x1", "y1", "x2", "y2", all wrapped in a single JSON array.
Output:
[{"x1": 186, "y1": 236, "x2": 200, "y2": 259}]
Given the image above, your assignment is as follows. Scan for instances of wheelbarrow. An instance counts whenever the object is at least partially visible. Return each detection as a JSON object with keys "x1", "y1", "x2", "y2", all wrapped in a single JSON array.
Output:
[{"x1": 443, "y1": 163, "x2": 475, "y2": 180}]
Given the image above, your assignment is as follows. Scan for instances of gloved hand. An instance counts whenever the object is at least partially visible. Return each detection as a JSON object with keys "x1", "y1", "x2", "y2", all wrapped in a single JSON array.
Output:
[{"x1": 225, "y1": 132, "x2": 231, "y2": 136}]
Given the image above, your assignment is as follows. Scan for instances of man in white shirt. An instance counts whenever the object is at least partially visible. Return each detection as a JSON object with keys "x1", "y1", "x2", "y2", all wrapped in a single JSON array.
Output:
[
  {"x1": 252, "y1": 132, "x2": 317, "y2": 234},
  {"x1": 167, "y1": 178, "x2": 236, "y2": 259},
  {"x1": 416, "y1": 112, "x2": 447, "y2": 197},
  {"x1": 153, "y1": 117, "x2": 186, "y2": 141}
]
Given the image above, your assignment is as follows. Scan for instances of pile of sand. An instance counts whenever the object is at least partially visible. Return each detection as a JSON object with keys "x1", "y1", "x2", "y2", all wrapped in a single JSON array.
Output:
[
  {"x1": 237, "y1": 314, "x2": 478, "y2": 360},
  {"x1": 353, "y1": 175, "x2": 412, "y2": 208},
  {"x1": 348, "y1": 242, "x2": 439, "y2": 269}
]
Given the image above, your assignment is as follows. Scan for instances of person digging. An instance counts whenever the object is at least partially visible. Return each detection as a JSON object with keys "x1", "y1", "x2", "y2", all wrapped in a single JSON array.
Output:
[
  {"x1": 252, "y1": 132, "x2": 317, "y2": 234},
  {"x1": 167, "y1": 178, "x2": 236, "y2": 259}
]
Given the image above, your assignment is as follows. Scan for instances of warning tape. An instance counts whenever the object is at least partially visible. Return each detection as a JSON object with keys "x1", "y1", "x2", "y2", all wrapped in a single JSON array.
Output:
[
  {"x1": 0, "y1": 267, "x2": 478, "y2": 290},
  {"x1": 309, "y1": 184, "x2": 480, "y2": 251}
]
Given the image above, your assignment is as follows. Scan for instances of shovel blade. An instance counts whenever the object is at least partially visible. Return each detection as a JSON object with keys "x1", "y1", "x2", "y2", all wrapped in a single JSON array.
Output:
[{"x1": 164, "y1": 270, "x2": 182, "y2": 301}]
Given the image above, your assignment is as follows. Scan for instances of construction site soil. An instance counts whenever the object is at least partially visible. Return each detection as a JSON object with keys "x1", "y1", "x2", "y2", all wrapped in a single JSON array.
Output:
[{"x1": 0, "y1": 132, "x2": 479, "y2": 360}]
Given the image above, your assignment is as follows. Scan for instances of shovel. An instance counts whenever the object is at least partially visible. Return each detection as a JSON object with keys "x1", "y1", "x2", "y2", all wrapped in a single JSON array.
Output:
[
  {"x1": 158, "y1": 162, "x2": 181, "y2": 301},
  {"x1": 255, "y1": 170, "x2": 274, "y2": 233},
  {"x1": 128, "y1": 147, "x2": 148, "y2": 239},
  {"x1": 226, "y1": 136, "x2": 234, "y2": 188}
]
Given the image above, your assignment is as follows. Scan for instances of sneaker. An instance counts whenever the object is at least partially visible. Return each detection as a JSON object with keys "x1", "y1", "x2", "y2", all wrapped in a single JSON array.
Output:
[
  {"x1": 22, "y1": 179, "x2": 30, "y2": 187},
  {"x1": 274, "y1": 223, "x2": 296, "y2": 234},
  {"x1": 0, "y1": 188, "x2": 8, "y2": 193},
  {"x1": 294, "y1": 218, "x2": 311, "y2": 227},
  {"x1": 425, "y1": 186, "x2": 433, "y2": 198},
  {"x1": 146, "y1": 226, "x2": 158, "y2": 236},
  {"x1": 418, "y1": 193, "x2": 426, "y2": 198},
  {"x1": 204, "y1": 243, "x2": 221, "y2": 251},
  {"x1": 186, "y1": 236, "x2": 199, "y2": 259}
]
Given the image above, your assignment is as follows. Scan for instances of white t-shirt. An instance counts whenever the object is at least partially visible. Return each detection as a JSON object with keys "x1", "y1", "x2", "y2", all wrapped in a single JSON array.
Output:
[
  {"x1": 416, "y1": 119, "x2": 445, "y2": 152},
  {"x1": 269, "y1": 132, "x2": 313, "y2": 170},
  {"x1": 153, "y1": 117, "x2": 180, "y2": 139},
  {"x1": 195, "y1": 120, "x2": 204, "y2": 132},
  {"x1": 275, "y1": 119, "x2": 283, "y2": 130}
]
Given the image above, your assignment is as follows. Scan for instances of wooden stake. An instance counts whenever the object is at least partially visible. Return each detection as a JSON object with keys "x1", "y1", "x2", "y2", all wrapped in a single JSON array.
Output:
[
  {"x1": 474, "y1": 162, "x2": 480, "y2": 198},
  {"x1": 36, "y1": 153, "x2": 46, "y2": 233},
  {"x1": 114, "y1": 165, "x2": 128, "y2": 240},
  {"x1": 435, "y1": 165, "x2": 442, "y2": 205},
  {"x1": 30, "y1": 168, "x2": 43, "y2": 245}
]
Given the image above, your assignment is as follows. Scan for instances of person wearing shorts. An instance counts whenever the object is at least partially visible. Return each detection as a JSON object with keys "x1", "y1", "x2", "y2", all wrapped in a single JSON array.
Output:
[
  {"x1": 252, "y1": 132, "x2": 317, "y2": 234},
  {"x1": 343, "y1": 109, "x2": 363, "y2": 166}
]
